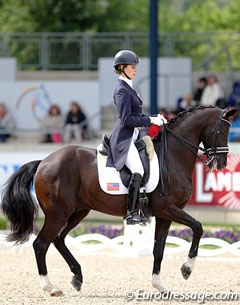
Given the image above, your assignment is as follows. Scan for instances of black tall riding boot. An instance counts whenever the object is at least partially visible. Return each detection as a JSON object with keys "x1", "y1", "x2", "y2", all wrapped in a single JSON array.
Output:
[{"x1": 125, "y1": 172, "x2": 143, "y2": 225}]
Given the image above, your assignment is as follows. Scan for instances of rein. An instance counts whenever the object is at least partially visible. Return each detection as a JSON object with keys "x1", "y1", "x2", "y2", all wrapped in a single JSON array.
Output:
[{"x1": 157, "y1": 109, "x2": 231, "y2": 196}]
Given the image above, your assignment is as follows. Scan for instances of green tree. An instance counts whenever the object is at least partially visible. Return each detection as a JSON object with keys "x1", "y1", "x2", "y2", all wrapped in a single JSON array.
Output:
[
  {"x1": 27, "y1": 0, "x2": 150, "y2": 33},
  {"x1": 96, "y1": 0, "x2": 149, "y2": 32},
  {"x1": 28, "y1": 0, "x2": 106, "y2": 32},
  {"x1": 0, "y1": 0, "x2": 239, "y2": 71},
  {"x1": 1, "y1": 0, "x2": 239, "y2": 34},
  {"x1": 0, "y1": 1, "x2": 34, "y2": 32},
  {"x1": 159, "y1": 0, "x2": 239, "y2": 33},
  {"x1": 158, "y1": 0, "x2": 240, "y2": 70}
]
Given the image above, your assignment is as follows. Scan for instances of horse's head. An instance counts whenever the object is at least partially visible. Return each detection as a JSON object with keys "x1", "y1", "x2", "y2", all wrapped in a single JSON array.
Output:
[{"x1": 201, "y1": 108, "x2": 238, "y2": 170}]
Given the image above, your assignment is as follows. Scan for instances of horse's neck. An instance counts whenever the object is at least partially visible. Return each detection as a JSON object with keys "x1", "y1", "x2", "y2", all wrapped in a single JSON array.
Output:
[
  {"x1": 174, "y1": 114, "x2": 203, "y2": 143},
  {"x1": 159, "y1": 119, "x2": 203, "y2": 175}
]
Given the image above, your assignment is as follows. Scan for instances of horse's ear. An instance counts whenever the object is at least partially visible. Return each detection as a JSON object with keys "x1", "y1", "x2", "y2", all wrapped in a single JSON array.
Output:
[{"x1": 224, "y1": 108, "x2": 238, "y2": 120}]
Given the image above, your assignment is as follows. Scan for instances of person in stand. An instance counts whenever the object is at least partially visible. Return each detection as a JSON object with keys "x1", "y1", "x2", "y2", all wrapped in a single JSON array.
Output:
[
  {"x1": 200, "y1": 74, "x2": 224, "y2": 106},
  {"x1": 40, "y1": 104, "x2": 64, "y2": 143},
  {"x1": 106, "y1": 50, "x2": 167, "y2": 225},
  {"x1": 0, "y1": 102, "x2": 15, "y2": 143},
  {"x1": 193, "y1": 77, "x2": 207, "y2": 105},
  {"x1": 63, "y1": 101, "x2": 89, "y2": 143},
  {"x1": 178, "y1": 93, "x2": 196, "y2": 113}
]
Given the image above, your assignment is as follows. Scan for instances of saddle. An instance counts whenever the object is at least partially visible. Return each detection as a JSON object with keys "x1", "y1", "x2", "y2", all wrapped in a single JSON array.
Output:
[
  {"x1": 99, "y1": 134, "x2": 150, "y2": 188},
  {"x1": 98, "y1": 134, "x2": 152, "y2": 222}
]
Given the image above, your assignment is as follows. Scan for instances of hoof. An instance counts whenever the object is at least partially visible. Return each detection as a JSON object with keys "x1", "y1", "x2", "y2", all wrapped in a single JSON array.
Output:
[
  {"x1": 71, "y1": 276, "x2": 82, "y2": 291},
  {"x1": 152, "y1": 274, "x2": 170, "y2": 293},
  {"x1": 181, "y1": 262, "x2": 192, "y2": 280},
  {"x1": 50, "y1": 288, "x2": 64, "y2": 297}
]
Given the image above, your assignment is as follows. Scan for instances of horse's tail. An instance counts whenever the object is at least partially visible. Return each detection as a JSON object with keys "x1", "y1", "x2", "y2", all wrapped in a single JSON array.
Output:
[{"x1": 1, "y1": 160, "x2": 42, "y2": 244}]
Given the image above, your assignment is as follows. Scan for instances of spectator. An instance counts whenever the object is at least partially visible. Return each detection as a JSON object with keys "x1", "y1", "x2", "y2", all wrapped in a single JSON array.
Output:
[
  {"x1": 193, "y1": 77, "x2": 207, "y2": 105},
  {"x1": 63, "y1": 101, "x2": 89, "y2": 143},
  {"x1": 201, "y1": 74, "x2": 224, "y2": 106},
  {"x1": 0, "y1": 102, "x2": 15, "y2": 143},
  {"x1": 228, "y1": 80, "x2": 240, "y2": 107},
  {"x1": 178, "y1": 93, "x2": 196, "y2": 112},
  {"x1": 168, "y1": 109, "x2": 177, "y2": 121},
  {"x1": 39, "y1": 104, "x2": 64, "y2": 143},
  {"x1": 229, "y1": 110, "x2": 240, "y2": 142}
]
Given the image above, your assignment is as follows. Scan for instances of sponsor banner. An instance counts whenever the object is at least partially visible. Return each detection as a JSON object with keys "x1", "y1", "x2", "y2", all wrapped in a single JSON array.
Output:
[{"x1": 189, "y1": 154, "x2": 240, "y2": 209}]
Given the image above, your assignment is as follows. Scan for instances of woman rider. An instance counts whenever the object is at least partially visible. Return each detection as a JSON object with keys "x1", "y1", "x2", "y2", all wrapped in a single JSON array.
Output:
[{"x1": 106, "y1": 50, "x2": 167, "y2": 224}]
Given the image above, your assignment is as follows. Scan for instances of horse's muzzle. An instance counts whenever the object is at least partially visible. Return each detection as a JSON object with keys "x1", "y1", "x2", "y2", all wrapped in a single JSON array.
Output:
[{"x1": 208, "y1": 155, "x2": 227, "y2": 170}]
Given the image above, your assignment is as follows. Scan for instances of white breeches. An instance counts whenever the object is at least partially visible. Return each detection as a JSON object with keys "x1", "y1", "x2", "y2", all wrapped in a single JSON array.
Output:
[{"x1": 125, "y1": 129, "x2": 144, "y2": 176}]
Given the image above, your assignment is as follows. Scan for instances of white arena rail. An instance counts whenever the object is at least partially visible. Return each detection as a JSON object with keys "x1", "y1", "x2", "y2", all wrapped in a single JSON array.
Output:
[{"x1": 1, "y1": 218, "x2": 240, "y2": 258}]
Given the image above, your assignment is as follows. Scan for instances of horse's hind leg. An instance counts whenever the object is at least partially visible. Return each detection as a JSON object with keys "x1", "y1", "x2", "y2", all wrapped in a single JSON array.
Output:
[
  {"x1": 33, "y1": 216, "x2": 66, "y2": 296},
  {"x1": 53, "y1": 209, "x2": 90, "y2": 292},
  {"x1": 152, "y1": 218, "x2": 171, "y2": 293}
]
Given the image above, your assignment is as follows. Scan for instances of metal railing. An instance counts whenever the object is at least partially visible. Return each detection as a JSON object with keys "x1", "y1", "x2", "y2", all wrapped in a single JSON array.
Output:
[{"x1": 1, "y1": 32, "x2": 240, "y2": 71}]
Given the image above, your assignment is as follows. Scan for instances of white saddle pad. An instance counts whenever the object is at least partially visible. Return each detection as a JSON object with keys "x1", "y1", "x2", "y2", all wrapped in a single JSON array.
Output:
[{"x1": 97, "y1": 145, "x2": 159, "y2": 195}]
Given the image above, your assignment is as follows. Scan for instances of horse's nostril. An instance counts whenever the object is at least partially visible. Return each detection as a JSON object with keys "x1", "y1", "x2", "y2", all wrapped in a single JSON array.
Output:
[{"x1": 218, "y1": 158, "x2": 227, "y2": 170}]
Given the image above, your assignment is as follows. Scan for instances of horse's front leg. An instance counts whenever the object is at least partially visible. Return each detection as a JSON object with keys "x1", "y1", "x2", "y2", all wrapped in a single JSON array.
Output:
[
  {"x1": 161, "y1": 204, "x2": 203, "y2": 280},
  {"x1": 152, "y1": 218, "x2": 171, "y2": 293},
  {"x1": 180, "y1": 218, "x2": 203, "y2": 280}
]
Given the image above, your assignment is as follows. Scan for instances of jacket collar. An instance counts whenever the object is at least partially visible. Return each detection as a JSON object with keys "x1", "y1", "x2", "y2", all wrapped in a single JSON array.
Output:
[{"x1": 119, "y1": 76, "x2": 133, "y2": 88}]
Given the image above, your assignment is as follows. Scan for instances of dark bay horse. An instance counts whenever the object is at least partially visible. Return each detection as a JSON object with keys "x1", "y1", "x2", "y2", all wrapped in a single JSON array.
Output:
[{"x1": 1, "y1": 106, "x2": 237, "y2": 296}]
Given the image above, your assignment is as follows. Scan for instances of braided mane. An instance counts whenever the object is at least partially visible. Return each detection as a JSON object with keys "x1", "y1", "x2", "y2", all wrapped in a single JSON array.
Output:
[
  {"x1": 153, "y1": 105, "x2": 216, "y2": 143},
  {"x1": 169, "y1": 105, "x2": 216, "y2": 124}
]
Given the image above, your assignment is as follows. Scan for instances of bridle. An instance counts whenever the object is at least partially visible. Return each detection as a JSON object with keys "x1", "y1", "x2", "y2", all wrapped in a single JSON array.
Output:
[
  {"x1": 157, "y1": 109, "x2": 231, "y2": 196},
  {"x1": 163, "y1": 109, "x2": 231, "y2": 166},
  {"x1": 202, "y1": 110, "x2": 231, "y2": 165}
]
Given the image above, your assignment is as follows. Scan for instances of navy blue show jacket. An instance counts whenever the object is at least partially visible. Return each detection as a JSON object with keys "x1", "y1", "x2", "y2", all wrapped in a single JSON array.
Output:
[{"x1": 106, "y1": 79, "x2": 151, "y2": 171}]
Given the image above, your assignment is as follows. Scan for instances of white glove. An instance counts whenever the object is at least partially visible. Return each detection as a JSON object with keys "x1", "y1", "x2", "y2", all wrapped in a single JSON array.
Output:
[{"x1": 150, "y1": 114, "x2": 167, "y2": 126}]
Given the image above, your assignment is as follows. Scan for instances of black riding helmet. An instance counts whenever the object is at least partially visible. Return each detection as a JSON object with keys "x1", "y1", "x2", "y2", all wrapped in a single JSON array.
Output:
[{"x1": 113, "y1": 50, "x2": 139, "y2": 79}]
